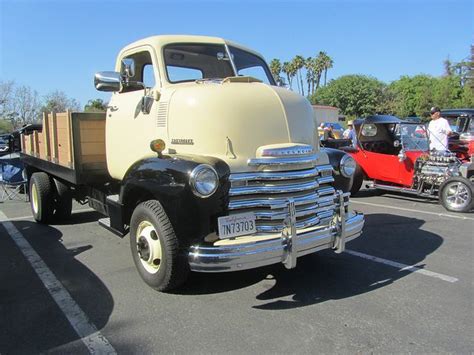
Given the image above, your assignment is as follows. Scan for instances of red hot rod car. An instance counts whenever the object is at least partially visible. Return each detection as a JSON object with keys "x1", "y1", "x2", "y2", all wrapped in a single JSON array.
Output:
[{"x1": 345, "y1": 115, "x2": 474, "y2": 212}]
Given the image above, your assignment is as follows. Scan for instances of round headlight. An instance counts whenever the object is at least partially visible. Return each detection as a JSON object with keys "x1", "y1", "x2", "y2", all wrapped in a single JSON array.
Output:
[
  {"x1": 190, "y1": 164, "x2": 219, "y2": 198},
  {"x1": 340, "y1": 154, "x2": 356, "y2": 177}
]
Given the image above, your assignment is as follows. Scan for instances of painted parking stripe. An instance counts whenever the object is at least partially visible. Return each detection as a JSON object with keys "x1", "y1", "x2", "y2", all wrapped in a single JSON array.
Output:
[
  {"x1": 351, "y1": 200, "x2": 474, "y2": 221},
  {"x1": 7, "y1": 208, "x2": 95, "y2": 222},
  {"x1": 345, "y1": 249, "x2": 458, "y2": 283},
  {"x1": 0, "y1": 211, "x2": 116, "y2": 354}
]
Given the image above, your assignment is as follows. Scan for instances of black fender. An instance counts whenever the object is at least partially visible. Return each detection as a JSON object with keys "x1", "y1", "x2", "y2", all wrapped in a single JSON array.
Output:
[
  {"x1": 120, "y1": 154, "x2": 230, "y2": 246},
  {"x1": 321, "y1": 147, "x2": 354, "y2": 192}
]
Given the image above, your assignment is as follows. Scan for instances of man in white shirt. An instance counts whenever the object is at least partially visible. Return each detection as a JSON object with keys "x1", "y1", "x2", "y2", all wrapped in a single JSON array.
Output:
[
  {"x1": 428, "y1": 106, "x2": 452, "y2": 151},
  {"x1": 343, "y1": 120, "x2": 357, "y2": 147}
]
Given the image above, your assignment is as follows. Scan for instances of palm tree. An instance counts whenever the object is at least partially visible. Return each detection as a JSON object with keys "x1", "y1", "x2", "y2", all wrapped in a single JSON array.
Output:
[
  {"x1": 313, "y1": 54, "x2": 325, "y2": 91},
  {"x1": 282, "y1": 62, "x2": 292, "y2": 89},
  {"x1": 305, "y1": 57, "x2": 314, "y2": 96},
  {"x1": 292, "y1": 55, "x2": 305, "y2": 96},
  {"x1": 319, "y1": 51, "x2": 334, "y2": 86},
  {"x1": 269, "y1": 58, "x2": 282, "y2": 83}
]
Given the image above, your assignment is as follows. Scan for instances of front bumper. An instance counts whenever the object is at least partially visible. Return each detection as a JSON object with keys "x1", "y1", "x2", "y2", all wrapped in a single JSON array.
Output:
[{"x1": 188, "y1": 192, "x2": 364, "y2": 272}]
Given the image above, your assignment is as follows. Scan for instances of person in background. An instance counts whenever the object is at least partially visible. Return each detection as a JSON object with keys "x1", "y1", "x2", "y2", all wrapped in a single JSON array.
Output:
[
  {"x1": 343, "y1": 120, "x2": 357, "y2": 147},
  {"x1": 427, "y1": 106, "x2": 452, "y2": 151}
]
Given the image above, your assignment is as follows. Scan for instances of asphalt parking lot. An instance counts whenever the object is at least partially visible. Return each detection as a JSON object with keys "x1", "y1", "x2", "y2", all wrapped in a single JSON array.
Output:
[{"x1": 1, "y1": 187, "x2": 473, "y2": 354}]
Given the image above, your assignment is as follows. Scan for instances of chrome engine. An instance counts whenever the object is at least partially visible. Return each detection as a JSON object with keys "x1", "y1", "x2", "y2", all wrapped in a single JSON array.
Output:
[{"x1": 414, "y1": 151, "x2": 460, "y2": 187}]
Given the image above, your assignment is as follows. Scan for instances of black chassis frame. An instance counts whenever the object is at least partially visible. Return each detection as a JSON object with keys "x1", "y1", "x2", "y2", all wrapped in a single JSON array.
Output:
[{"x1": 22, "y1": 152, "x2": 231, "y2": 247}]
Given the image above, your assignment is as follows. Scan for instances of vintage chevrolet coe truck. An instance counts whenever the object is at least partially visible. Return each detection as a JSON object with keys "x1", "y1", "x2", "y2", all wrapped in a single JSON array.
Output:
[{"x1": 20, "y1": 35, "x2": 364, "y2": 291}]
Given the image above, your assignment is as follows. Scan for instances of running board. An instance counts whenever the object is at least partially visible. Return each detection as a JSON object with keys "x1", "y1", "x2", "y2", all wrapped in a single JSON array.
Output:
[
  {"x1": 373, "y1": 183, "x2": 438, "y2": 199},
  {"x1": 98, "y1": 217, "x2": 129, "y2": 237}
]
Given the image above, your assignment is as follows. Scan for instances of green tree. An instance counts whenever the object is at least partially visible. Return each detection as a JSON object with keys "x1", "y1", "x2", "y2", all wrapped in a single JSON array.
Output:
[
  {"x1": 282, "y1": 62, "x2": 292, "y2": 89},
  {"x1": 269, "y1": 59, "x2": 282, "y2": 83},
  {"x1": 388, "y1": 75, "x2": 437, "y2": 117},
  {"x1": 84, "y1": 99, "x2": 107, "y2": 112},
  {"x1": 0, "y1": 119, "x2": 13, "y2": 134},
  {"x1": 42, "y1": 90, "x2": 80, "y2": 113},
  {"x1": 312, "y1": 75, "x2": 386, "y2": 117}
]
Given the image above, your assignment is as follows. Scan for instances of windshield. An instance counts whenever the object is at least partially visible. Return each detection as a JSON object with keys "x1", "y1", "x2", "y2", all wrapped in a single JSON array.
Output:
[
  {"x1": 399, "y1": 123, "x2": 429, "y2": 151},
  {"x1": 163, "y1": 43, "x2": 275, "y2": 84}
]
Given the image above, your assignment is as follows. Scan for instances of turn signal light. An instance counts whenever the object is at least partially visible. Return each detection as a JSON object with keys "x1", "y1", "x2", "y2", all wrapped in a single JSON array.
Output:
[{"x1": 150, "y1": 139, "x2": 166, "y2": 154}]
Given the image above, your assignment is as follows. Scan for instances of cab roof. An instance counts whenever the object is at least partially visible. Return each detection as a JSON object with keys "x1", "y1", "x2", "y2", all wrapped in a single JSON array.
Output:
[{"x1": 119, "y1": 35, "x2": 265, "y2": 59}]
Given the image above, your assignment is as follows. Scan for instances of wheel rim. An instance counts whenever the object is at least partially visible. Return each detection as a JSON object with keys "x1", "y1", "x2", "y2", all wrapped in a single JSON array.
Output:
[
  {"x1": 136, "y1": 221, "x2": 162, "y2": 274},
  {"x1": 31, "y1": 183, "x2": 39, "y2": 214},
  {"x1": 443, "y1": 182, "x2": 470, "y2": 210}
]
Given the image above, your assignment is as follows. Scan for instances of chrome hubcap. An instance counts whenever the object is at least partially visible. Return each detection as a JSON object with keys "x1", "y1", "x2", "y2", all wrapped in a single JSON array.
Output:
[
  {"x1": 31, "y1": 183, "x2": 39, "y2": 214},
  {"x1": 444, "y1": 182, "x2": 470, "y2": 209},
  {"x1": 136, "y1": 221, "x2": 162, "y2": 274}
]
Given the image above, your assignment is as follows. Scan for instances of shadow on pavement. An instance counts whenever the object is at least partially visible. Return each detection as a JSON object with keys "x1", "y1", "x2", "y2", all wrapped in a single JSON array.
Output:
[
  {"x1": 0, "y1": 220, "x2": 114, "y2": 354},
  {"x1": 180, "y1": 214, "x2": 443, "y2": 311}
]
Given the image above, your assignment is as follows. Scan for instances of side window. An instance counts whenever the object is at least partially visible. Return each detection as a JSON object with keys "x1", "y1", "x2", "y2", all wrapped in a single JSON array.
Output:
[
  {"x1": 121, "y1": 50, "x2": 157, "y2": 93},
  {"x1": 143, "y1": 64, "x2": 156, "y2": 88}
]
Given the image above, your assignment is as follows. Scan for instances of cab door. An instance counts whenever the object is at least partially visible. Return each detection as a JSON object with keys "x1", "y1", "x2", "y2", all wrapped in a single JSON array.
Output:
[{"x1": 106, "y1": 47, "x2": 162, "y2": 180}]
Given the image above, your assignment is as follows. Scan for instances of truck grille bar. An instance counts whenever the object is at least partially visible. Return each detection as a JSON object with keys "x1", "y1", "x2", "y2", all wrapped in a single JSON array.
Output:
[{"x1": 228, "y1": 160, "x2": 338, "y2": 235}]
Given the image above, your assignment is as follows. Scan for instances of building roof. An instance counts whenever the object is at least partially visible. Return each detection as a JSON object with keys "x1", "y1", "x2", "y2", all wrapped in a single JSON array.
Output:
[{"x1": 312, "y1": 105, "x2": 339, "y2": 110}]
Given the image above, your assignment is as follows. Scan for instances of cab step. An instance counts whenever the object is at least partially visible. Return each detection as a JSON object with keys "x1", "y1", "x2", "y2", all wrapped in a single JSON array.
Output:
[{"x1": 98, "y1": 217, "x2": 129, "y2": 237}]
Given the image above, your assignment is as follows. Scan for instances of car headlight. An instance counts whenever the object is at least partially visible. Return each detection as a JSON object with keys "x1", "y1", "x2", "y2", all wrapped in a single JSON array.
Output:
[
  {"x1": 190, "y1": 164, "x2": 219, "y2": 198},
  {"x1": 340, "y1": 154, "x2": 356, "y2": 177}
]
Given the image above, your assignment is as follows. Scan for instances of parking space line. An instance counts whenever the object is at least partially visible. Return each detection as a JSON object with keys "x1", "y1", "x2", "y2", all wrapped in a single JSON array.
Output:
[
  {"x1": 0, "y1": 211, "x2": 116, "y2": 354},
  {"x1": 351, "y1": 200, "x2": 474, "y2": 221},
  {"x1": 6, "y1": 208, "x2": 95, "y2": 222},
  {"x1": 345, "y1": 249, "x2": 459, "y2": 283}
]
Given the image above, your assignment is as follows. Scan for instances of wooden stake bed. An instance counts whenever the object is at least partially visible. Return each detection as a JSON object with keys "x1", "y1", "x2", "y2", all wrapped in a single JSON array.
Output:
[{"x1": 21, "y1": 111, "x2": 112, "y2": 185}]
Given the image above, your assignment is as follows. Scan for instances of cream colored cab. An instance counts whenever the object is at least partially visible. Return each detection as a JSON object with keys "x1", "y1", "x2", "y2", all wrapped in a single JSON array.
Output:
[{"x1": 104, "y1": 35, "x2": 325, "y2": 180}]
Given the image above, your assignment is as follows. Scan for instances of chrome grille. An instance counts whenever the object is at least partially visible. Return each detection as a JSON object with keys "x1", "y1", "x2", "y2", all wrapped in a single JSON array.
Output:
[{"x1": 228, "y1": 163, "x2": 337, "y2": 235}]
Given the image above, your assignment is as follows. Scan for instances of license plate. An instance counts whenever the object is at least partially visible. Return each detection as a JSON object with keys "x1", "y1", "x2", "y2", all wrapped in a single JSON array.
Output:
[{"x1": 218, "y1": 213, "x2": 257, "y2": 239}]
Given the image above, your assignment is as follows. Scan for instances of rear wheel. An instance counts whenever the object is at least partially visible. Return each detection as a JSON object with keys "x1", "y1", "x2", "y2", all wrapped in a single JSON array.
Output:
[
  {"x1": 350, "y1": 164, "x2": 363, "y2": 196},
  {"x1": 29, "y1": 172, "x2": 54, "y2": 223},
  {"x1": 130, "y1": 200, "x2": 189, "y2": 292},
  {"x1": 440, "y1": 177, "x2": 474, "y2": 213}
]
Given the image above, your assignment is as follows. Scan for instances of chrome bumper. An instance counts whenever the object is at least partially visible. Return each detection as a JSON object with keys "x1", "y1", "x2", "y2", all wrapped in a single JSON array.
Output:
[{"x1": 188, "y1": 192, "x2": 364, "y2": 272}]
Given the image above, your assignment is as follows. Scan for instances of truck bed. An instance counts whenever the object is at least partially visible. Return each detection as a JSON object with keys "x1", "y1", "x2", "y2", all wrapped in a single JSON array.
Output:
[{"x1": 21, "y1": 111, "x2": 111, "y2": 185}]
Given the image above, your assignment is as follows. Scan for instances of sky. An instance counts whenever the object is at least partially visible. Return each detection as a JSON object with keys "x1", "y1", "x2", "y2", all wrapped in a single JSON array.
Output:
[{"x1": 0, "y1": 0, "x2": 473, "y2": 107}]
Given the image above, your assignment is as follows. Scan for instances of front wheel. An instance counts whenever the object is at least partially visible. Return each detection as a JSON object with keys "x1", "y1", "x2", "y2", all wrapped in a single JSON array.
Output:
[
  {"x1": 129, "y1": 200, "x2": 189, "y2": 292},
  {"x1": 350, "y1": 164, "x2": 363, "y2": 196},
  {"x1": 440, "y1": 177, "x2": 474, "y2": 213}
]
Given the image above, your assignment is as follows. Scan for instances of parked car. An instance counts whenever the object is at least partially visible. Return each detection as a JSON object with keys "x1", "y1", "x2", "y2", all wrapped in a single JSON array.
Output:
[
  {"x1": 441, "y1": 109, "x2": 474, "y2": 160},
  {"x1": 0, "y1": 134, "x2": 10, "y2": 156},
  {"x1": 345, "y1": 115, "x2": 473, "y2": 212},
  {"x1": 318, "y1": 122, "x2": 344, "y2": 140}
]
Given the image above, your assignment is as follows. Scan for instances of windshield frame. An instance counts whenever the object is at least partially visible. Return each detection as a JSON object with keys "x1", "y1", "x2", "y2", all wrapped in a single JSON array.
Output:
[{"x1": 161, "y1": 42, "x2": 275, "y2": 85}]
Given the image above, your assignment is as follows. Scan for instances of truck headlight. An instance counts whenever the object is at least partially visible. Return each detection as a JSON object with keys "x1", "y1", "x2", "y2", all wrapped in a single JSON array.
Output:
[
  {"x1": 190, "y1": 164, "x2": 219, "y2": 198},
  {"x1": 340, "y1": 155, "x2": 356, "y2": 177}
]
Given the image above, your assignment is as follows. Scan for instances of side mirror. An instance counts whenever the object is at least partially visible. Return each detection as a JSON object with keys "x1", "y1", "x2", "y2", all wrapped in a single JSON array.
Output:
[
  {"x1": 94, "y1": 71, "x2": 122, "y2": 92},
  {"x1": 121, "y1": 58, "x2": 135, "y2": 78},
  {"x1": 398, "y1": 149, "x2": 406, "y2": 162}
]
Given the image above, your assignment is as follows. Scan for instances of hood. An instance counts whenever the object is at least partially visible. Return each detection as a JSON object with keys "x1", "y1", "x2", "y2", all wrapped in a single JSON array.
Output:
[{"x1": 167, "y1": 82, "x2": 322, "y2": 172}]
